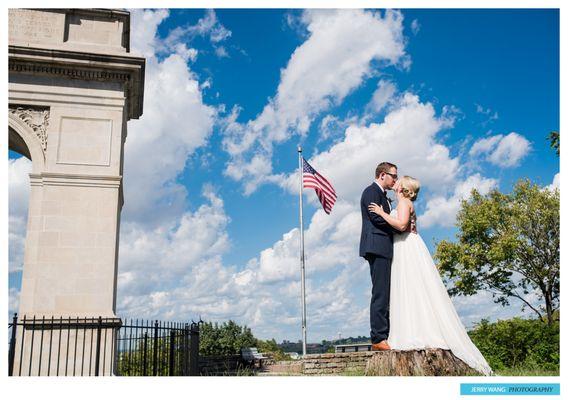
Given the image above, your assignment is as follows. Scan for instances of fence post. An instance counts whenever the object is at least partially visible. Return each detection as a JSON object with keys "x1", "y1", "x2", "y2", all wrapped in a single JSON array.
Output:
[
  {"x1": 142, "y1": 332, "x2": 148, "y2": 376},
  {"x1": 152, "y1": 321, "x2": 159, "y2": 376},
  {"x1": 189, "y1": 323, "x2": 199, "y2": 376},
  {"x1": 8, "y1": 313, "x2": 18, "y2": 376},
  {"x1": 95, "y1": 316, "x2": 102, "y2": 376},
  {"x1": 169, "y1": 330, "x2": 175, "y2": 376},
  {"x1": 184, "y1": 324, "x2": 190, "y2": 375}
]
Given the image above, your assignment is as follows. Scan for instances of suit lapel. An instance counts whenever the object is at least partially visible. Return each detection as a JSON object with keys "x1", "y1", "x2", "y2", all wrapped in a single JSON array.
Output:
[
  {"x1": 375, "y1": 183, "x2": 390, "y2": 214},
  {"x1": 383, "y1": 191, "x2": 391, "y2": 214}
]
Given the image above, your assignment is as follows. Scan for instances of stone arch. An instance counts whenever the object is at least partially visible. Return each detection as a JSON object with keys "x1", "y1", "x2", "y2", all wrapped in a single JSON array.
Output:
[{"x1": 8, "y1": 111, "x2": 46, "y2": 173}]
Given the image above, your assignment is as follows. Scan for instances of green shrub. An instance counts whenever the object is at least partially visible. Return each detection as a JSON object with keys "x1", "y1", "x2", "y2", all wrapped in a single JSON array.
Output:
[{"x1": 468, "y1": 317, "x2": 559, "y2": 373}]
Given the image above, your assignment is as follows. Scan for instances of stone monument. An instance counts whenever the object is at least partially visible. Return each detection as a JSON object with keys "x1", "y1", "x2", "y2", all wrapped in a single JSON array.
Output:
[{"x1": 8, "y1": 8, "x2": 145, "y2": 375}]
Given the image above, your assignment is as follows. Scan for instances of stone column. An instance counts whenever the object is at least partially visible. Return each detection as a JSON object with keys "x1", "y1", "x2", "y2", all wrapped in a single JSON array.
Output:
[{"x1": 9, "y1": 8, "x2": 145, "y2": 376}]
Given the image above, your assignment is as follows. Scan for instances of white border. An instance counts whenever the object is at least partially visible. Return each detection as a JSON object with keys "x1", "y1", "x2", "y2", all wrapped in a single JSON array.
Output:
[{"x1": 2, "y1": 2, "x2": 564, "y2": 400}]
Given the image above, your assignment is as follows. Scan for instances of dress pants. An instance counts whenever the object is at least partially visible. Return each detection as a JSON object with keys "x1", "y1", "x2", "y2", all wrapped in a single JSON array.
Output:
[{"x1": 366, "y1": 254, "x2": 392, "y2": 344}]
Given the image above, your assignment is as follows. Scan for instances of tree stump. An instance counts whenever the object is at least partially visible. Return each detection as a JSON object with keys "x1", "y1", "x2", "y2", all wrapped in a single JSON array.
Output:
[{"x1": 365, "y1": 349, "x2": 481, "y2": 376}]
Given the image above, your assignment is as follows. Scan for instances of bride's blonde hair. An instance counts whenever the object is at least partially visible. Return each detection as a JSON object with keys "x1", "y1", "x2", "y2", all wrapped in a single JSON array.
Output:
[{"x1": 399, "y1": 176, "x2": 420, "y2": 201}]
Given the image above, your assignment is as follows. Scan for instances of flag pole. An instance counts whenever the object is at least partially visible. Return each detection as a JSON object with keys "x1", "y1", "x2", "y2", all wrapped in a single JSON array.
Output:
[{"x1": 298, "y1": 146, "x2": 307, "y2": 357}]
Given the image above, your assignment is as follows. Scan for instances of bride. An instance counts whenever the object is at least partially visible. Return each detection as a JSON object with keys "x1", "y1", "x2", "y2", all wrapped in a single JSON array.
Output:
[{"x1": 369, "y1": 176, "x2": 493, "y2": 376}]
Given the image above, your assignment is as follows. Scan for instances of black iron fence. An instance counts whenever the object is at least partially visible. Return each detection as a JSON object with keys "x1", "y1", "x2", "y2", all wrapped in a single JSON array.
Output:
[
  {"x1": 8, "y1": 314, "x2": 200, "y2": 376},
  {"x1": 116, "y1": 318, "x2": 200, "y2": 376}
]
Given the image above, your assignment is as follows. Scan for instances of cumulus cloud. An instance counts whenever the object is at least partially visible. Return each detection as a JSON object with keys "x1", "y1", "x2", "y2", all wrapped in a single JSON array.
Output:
[
  {"x1": 470, "y1": 132, "x2": 531, "y2": 168},
  {"x1": 108, "y1": 10, "x2": 241, "y2": 325},
  {"x1": 125, "y1": 9, "x2": 217, "y2": 227},
  {"x1": 420, "y1": 173, "x2": 498, "y2": 228},
  {"x1": 366, "y1": 79, "x2": 397, "y2": 115},
  {"x1": 161, "y1": 9, "x2": 232, "y2": 59},
  {"x1": 117, "y1": 186, "x2": 233, "y2": 320},
  {"x1": 223, "y1": 9, "x2": 408, "y2": 194},
  {"x1": 546, "y1": 173, "x2": 559, "y2": 192},
  {"x1": 8, "y1": 157, "x2": 32, "y2": 274},
  {"x1": 277, "y1": 91, "x2": 459, "y2": 204}
]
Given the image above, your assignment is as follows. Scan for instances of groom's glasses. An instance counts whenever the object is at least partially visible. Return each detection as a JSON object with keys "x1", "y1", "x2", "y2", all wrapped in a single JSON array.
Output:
[{"x1": 385, "y1": 172, "x2": 398, "y2": 180}]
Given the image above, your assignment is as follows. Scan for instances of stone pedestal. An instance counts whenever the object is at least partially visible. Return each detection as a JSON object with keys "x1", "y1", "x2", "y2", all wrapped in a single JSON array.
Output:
[{"x1": 8, "y1": 8, "x2": 145, "y2": 375}]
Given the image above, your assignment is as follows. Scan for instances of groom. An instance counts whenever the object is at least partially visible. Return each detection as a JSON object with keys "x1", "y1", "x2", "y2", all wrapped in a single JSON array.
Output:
[{"x1": 359, "y1": 162, "x2": 398, "y2": 351}]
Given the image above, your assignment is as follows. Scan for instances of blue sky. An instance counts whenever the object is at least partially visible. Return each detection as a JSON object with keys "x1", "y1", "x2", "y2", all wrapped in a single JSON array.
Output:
[{"x1": 9, "y1": 9, "x2": 559, "y2": 342}]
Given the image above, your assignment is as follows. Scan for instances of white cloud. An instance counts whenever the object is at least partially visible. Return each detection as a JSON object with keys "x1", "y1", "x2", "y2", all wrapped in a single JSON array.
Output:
[
  {"x1": 366, "y1": 79, "x2": 397, "y2": 114},
  {"x1": 108, "y1": 10, "x2": 239, "y2": 324},
  {"x1": 420, "y1": 173, "x2": 498, "y2": 228},
  {"x1": 318, "y1": 115, "x2": 341, "y2": 142},
  {"x1": 117, "y1": 186, "x2": 234, "y2": 320},
  {"x1": 162, "y1": 9, "x2": 232, "y2": 59},
  {"x1": 191, "y1": 9, "x2": 232, "y2": 43},
  {"x1": 469, "y1": 134, "x2": 502, "y2": 156},
  {"x1": 130, "y1": 9, "x2": 170, "y2": 58},
  {"x1": 546, "y1": 173, "x2": 560, "y2": 192},
  {"x1": 277, "y1": 91, "x2": 459, "y2": 204},
  {"x1": 9, "y1": 288, "x2": 20, "y2": 317},
  {"x1": 125, "y1": 9, "x2": 217, "y2": 227},
  {"x1": 8, "y1": 157, "x2": 32, "y2": 274},
  {"x1": 223, "y1": 9, "x2": 408, "y2": 194},
  {"x1": 469, "y1": 132, "x2": 531, "y2": 168},
  {"x1": 488, "y1": 133, "x2": 531, "y2": 167}
]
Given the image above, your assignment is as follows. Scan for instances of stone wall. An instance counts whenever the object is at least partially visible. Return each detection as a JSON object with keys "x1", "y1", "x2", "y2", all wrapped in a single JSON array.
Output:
[
  {"x1": 197, "y1": 352, "x2": 383, "y2": 376},
  {"x1": 262, "y1": 350, "x2": 481, "y2": 376},
  {"x1": 261, "y1": 352, "x2": 375, "y2": 376},
  {"x1": 302, "y1": 352, "x2": 373, "y2": 375}
]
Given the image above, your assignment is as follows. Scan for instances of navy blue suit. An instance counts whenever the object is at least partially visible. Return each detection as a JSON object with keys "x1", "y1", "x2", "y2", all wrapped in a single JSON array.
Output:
[{"x1": 359, "y1": 182, "x2": 395, "y2": 344}]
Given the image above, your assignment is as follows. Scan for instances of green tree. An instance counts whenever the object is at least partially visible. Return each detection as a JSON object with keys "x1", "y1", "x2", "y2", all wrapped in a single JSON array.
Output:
[
  {"x1": 257, "y1": 338, "x2": 291, "y2": 361},
  {"x1": 548, "y1": 131, "x2": 559, "y2": 156},
  {"x1": 199, "y1": 321, "x2": 292, "y2": 360},
  {"x1": 199, "y1": 320, "x2": 257, "y2": 356},
  {"x1": 435, "y1": 179, "x2": 559, "y2": 325}
]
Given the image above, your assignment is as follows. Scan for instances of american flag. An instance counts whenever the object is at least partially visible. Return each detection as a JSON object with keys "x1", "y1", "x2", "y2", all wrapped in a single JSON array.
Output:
[{"x1": 302, "y1": 157, "x2": 337, "y2": 214}]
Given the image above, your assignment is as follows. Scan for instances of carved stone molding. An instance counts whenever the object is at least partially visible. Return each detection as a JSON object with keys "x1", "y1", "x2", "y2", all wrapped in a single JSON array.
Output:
[
  {"x1": 9, "y1": 105, "x2": 50, "y2": 151},
  {"x1": 9, "y1": 45, "x2": 145, "y2": 120},
  {"x1": 9, "y1": 62, "x2": 132, "y2": 82}
]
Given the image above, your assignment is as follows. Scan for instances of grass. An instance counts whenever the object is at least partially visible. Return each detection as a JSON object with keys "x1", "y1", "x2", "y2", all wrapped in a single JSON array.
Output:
[
  {"x1": 495, "y1": 366, "x2": 559, "y2": 376},
  {"x1": 341, "y1": 367, "x2": 367, "y2": 376}
]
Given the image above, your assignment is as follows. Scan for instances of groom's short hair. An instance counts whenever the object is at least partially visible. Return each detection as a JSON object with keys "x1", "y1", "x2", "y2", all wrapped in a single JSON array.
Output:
[{"x1": 375, "y1": 162, "x2": 397, "y2": 178}]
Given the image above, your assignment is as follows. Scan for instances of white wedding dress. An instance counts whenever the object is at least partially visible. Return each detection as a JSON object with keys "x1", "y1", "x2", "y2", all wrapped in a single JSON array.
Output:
[{"x1": 388, "y1": 209, "x2": 493, "y2": 376}]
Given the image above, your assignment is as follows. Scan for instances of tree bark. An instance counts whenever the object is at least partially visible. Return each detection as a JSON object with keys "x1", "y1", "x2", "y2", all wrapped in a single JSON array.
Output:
[{"x1": 365, "y1": 349, "x2": 481, "y2": 376}]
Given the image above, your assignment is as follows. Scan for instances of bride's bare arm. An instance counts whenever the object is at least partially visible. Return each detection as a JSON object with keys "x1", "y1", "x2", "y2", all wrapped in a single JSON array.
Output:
[{"x1": 368, "y1": 200, "x2": 411, "y2": 231}]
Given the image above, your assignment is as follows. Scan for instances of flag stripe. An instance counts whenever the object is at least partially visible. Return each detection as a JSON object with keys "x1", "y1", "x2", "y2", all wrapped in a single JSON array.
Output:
[
  {"x1": 302, "y1": 157, "x2": 337, "y2": 214},
  {"x1": 304, "y1": 183, "x2": 336, "y2": 201},
  {"x1": 304, "y1": 179, "x2": 337, "y2": 201},
  {"x1": 304, "y1": 173, "x2": 335, "y2": 194},
  {"x1": 304, "y1": 177, "x2": 336, "y2": 199}
]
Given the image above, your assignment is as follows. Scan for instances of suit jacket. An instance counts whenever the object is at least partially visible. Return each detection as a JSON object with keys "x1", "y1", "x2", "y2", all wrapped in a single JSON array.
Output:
[{"x1": 359, "y1": 182, "x2": 395, "y2": 259}]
